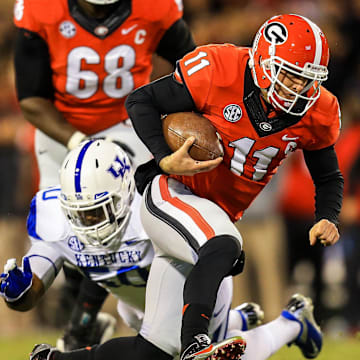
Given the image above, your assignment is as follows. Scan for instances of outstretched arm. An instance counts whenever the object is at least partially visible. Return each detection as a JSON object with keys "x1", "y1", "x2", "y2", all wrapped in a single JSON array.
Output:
[
  {"x1": 0, "y1": 257, "x2": 45, "y2": 311},
  {"x1": 303, "y1": 145, "x2": 344, "y2": 246}
]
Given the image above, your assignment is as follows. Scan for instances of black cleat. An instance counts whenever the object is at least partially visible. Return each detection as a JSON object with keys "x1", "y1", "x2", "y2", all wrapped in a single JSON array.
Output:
[
  {"x1": 29, "y1": 344, "x2": 57, "y2": 360},
  {"x1": 180, "y1": 334, "x2": 246, "y2": 360}
]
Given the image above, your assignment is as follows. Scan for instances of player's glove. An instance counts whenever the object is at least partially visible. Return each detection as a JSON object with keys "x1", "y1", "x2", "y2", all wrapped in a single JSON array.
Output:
[{"x1": 0, "y1": 257, "x2": 33, "y2": 302}]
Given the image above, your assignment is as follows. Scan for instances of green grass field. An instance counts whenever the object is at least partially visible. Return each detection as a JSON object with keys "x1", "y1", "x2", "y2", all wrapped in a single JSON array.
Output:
[{"x1": 1, "y1": 331, "x2": 360, "y2": 360}]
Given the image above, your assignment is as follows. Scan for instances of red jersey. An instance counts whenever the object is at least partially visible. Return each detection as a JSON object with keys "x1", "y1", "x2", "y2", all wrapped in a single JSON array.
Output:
[
  {"x1": 14, "y1": 0, "x2": 182, "y2": 134},
  {"x1": 174, "y1": 44, "x2": 341, "y2": 221}
]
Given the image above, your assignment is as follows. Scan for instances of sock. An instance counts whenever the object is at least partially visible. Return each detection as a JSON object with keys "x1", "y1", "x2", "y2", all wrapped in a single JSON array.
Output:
[
  {"x1": 69, "y1": 277, "x2": 108, "y2": 330},
  {"x1": 181, "y1": 236, "x2": 241, "y2": 349},
  {"x1": 227, "y1": 309, "x2": 246, "y2": 334},
  {"x1": 52, "y1": 347, "x2": 93, "y2": 360},
  {"x1": 240, "y1": 316, "x2": 301, "y2": 360},
  {"x1": 53, "y1": 335, "x2": 171, "y2": 360},
  {"x1": 181, "y1": 303, "x2": 212, "y2": 347}
]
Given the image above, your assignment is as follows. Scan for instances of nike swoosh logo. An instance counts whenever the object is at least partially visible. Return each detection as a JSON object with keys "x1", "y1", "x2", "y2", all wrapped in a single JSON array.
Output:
[
  {"x1": 213, "y1": 304, "x2": 225, "y2": 318},
  {"x1": 121, "y1": 24, "x2": 138, "y2": 35},
  {"x1": 125, "y1": 240, "x2": 137, "y2": 245},
  {"x1": 38, "y1": 149, "x2": 47, "y2": 155},
  {"x1": 282, "y1": 134, "x2": 299, "y2": 141}
]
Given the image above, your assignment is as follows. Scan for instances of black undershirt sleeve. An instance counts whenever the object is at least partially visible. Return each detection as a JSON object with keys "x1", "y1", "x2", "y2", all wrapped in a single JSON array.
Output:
[
  {"x1": 14, "y1": 29, "x2": 54, "y2": 101},
  {"x1": 156, "y1": 18, "x2": 196, "y2": 67},
  {"x1": 303, "y1": 145, "x2": 344, "y2": 224},
  {"x1": 125, "y1": 73, "x2": 197, "y2": 165}
]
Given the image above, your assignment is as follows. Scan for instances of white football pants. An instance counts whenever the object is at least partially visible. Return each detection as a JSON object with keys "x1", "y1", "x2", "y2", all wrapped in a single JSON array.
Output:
[{"x1": 139, "y1": 174, "x2": 243, "y2": 355}]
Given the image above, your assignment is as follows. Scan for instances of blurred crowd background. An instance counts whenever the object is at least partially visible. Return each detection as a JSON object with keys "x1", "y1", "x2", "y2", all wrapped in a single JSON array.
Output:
[{"x1": 0, "y1": 0, "x2": 359, "y2": 340}]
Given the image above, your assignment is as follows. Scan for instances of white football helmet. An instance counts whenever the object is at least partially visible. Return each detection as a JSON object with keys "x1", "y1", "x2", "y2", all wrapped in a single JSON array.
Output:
[
  {"x1": 60, "y1": 139, "x2": 135, "y2": 251},
  {"x1": 84, "y1": 0, "x2": 120, "y2": 5}
]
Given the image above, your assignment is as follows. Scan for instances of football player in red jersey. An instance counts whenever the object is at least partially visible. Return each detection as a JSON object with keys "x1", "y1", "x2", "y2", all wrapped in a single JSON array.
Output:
[
  {"x1": 124, "y1": 13, "x2": 344, "y2": 360},
  {"x1": 13, "y1": 0, "x2": 196, "y2": 351},
  {"x1": 13, "y1": 0, "x2": 195, "y2": 187}
]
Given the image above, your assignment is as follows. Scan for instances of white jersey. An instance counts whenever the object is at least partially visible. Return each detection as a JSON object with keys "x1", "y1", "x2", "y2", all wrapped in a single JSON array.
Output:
[
  {"x1": 24, "y1": 186, "x2": 235, "y2": 353},
  {"x1": 25, "y1": 186, "x2": 154, "y2": 301}
]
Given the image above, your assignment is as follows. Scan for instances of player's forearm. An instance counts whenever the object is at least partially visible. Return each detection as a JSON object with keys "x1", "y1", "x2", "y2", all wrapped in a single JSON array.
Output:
[
  {"x1": 5, "y1": 274, "x2": 45, "y2": 312},
  {"x1": 19, "y1": 97, "x2": 82, "y2": 147},
  {"x1": 303, "y1": 146, "x2": 344, "y2": 224},
  {"x1": 125, "y1": 74, "x2": 196, "y2": 164}
]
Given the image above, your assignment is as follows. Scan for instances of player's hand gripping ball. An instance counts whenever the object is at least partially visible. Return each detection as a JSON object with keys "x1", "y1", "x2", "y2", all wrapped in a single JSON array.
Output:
[{"x1": 162, "y1": 112, "x2": 224, "y2": 161}]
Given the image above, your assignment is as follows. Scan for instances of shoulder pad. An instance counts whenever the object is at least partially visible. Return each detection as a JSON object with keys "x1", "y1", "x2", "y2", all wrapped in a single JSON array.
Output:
[
  {"x1": 14, "y1": 0, "x2": 67, "y2": 31},
  {"x1": 27, "y1": 187, "x2": 72, "y2": 242},
  {"x1": 177, "y1": 44, "x2": 247, "y2": 109},
  {"x1": 303, "y1": 87, "x2": 341, "y2": 150},
  {"x1": 310, "y1": 87, "x2": 341, "y2": 131}
]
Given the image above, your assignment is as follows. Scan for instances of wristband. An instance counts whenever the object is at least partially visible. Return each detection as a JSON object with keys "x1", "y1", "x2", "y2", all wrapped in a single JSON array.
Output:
[{"x1": 66, "y1": 131, "x2": 87, "y2": 150}]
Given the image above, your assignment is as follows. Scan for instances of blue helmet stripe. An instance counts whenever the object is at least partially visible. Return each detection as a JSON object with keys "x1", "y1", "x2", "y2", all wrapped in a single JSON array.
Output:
[{"x1": 75, "y1": 140, "x2": 94, "y2": 193}]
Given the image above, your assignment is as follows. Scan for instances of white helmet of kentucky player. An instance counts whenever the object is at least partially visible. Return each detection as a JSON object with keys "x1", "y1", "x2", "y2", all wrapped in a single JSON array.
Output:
[{"x1": 60, "y1": 139, "x2": 135, "y2": 251}]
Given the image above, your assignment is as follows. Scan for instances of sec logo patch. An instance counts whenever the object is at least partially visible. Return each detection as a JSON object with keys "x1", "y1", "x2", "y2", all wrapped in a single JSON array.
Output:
[
  {"x1": 223, "y1": 104, "x2": 242, "y2": 123},
  {"x1": 59, "y1": 21, "x2": 76, "y2": 39},
  {"x1": 68, "y1": 236, "x2": 85, "y2": 252}
]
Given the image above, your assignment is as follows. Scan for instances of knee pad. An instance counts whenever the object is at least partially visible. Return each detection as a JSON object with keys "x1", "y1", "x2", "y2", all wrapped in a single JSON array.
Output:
[
  {"x1": 198, "y1": 236, "x2": 244, "y2": 276},
  {"x1": 228, "y1": 250, "x2": 245, "y2": 276},
  {"x1": 199, "y1": 235, "x2": 242, "y2": 262}
]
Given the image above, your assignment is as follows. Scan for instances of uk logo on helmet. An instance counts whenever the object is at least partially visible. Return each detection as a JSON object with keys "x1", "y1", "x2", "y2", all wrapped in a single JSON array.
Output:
[
  {"x1": 264, "y1": 22, "x2": 288, "y2": 44},
  {"x1": 107, "y1": 156, "x2": 130, "y2": 178}
]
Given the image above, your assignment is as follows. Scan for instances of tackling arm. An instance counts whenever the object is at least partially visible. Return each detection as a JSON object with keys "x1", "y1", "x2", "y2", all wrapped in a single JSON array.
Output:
[{"x1": 14, "y1": 29, "x2": 86, "y2": 149}]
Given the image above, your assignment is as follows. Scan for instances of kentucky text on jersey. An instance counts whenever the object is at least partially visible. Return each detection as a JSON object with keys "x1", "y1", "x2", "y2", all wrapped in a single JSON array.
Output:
[{"x1": 74, "y1": 250, "x2": 142, "y2": 268}]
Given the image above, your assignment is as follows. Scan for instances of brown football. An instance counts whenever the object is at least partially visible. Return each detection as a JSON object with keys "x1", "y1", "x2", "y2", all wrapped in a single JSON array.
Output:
[{"x1": 162, "y1": 112, "x2": 224, "y2": 161}]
